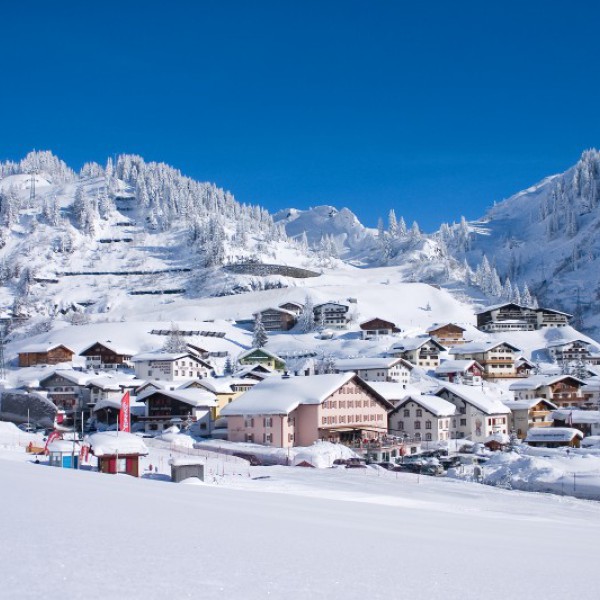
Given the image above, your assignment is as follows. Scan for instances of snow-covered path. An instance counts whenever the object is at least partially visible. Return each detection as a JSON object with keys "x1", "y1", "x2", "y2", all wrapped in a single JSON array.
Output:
[{"x1": 1, "y1": 457, "x2": 599, "y2": 599}]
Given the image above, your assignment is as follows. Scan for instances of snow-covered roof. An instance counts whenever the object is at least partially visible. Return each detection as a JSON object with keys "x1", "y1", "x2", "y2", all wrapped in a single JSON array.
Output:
[
  {"x1": 393, "y1": 394, "x2": 456, "y2": 417},
  {"x1": 509, "y1": 375, "x2": 586, "y2": 391},
  {"x1": 237, "y1": 348, "x2": 285, "y2": 363},
  {"x1": 435, "y1": 382, "x2": 510, "y2": 415},
  {"x1": 39, "y1": 369, "x2": 93, "y2": 386},
  {"x1": 359, "y1": 317, "x2": 397, "y2": 328},
  {"x1": 131, "y1": 351, "x2": 202, "y2": 363},
  {"x1": 426, "y1": 323, "x2": 466, "y2": 333},
  {"x1": 545, "y1": 338, "x2": 592, "y2": 349},
  {"x1": 551, "y1": 410, "x2": 600, "y2": 424},
  {"x1": 485, "y1": 432, "x2": 510, "y2": 444},
  {"x1": 449, "y1": 340, "x2": 521, "y2": 355},
  {"x1": 48, "y1": 439, "x2": 80, "y2": 453},
  {"x1": 92, "y1": 397, "x2": 145, "y2": 414},
  {"x1": 503, "y1": 398, "x2": 557, "y2": 411},
  {"x1": 137, "y1": 388, "x2": 217, "y2": 407},
  {"x1": 20, "y1": 343, "x2": 74, "y2": 354},
  {"x1": 169, "y1": 457, "x2": 206, "y2": 467},
  {"x1": 390, "y1": 337, "x2": 445, "y2": 352},
  {"x1": 435, "y1": 359, "x2": 481, "y2": 375},
  {"x1": 87, "y1": 374, "x2": 144, "y2": 391},
  {"x1": 363, "y1": 382, "x2": 419, "y2": 401},
  {"x1": 475, "y1": 302, "x2": 526, "y2": 315},
  {"x1": 86, "y1": 431, "x2": 148, "y2": 456},
  {"x1": 525, "y1": 427, "x2": 583, "y2": 443},
  {"x1": 221, "y1": 373, "x2": 358, "y2": 416},
  {"x1": 80, "y1": 341, "x2": 137, "y2": 356},
  {"x1": 254, "y1": 307, "x2": 297, "y2": 317},
  {"x1": 335, "y1": 357, "x2": 411, "y2": 371}
]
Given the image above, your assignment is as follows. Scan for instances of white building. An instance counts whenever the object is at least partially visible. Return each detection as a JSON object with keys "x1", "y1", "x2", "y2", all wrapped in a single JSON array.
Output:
[
  {"x1": 434, "y1": 382, "x2": 511, "y2": 443},
  {"x1": 449, "y1": 340, "x2": 521, "y2": 379},
  {"x1": 388, "y1": 337, "x2": 446, "y2": 368},
  {"x1": 131, "y1": 351, "x2": 213, "y2": 382},
  {"x1": 388, "y1": 394, "x2": 456, "y2": 443},
  {"x1": 335, "y1": 357, "x2": 412, "y2": 386},
  {"x1": 313, "y1": 302, "x2": 350, "y2": 329}
]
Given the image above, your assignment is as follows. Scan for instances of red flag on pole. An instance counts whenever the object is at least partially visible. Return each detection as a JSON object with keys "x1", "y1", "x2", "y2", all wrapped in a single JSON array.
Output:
[
  {"x1": 119, "y1": 391, "x2": 131, "y2": 433},
  {"x1": 44, "y1": 431, "x2": 61, "y2": 455}
]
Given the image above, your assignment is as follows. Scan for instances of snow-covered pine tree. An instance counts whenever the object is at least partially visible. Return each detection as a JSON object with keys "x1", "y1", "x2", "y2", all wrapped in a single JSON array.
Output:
[
  {"x1": 252, "y1": 313, "x2": 268, "y2": 348},
  {"x1": 398, "y1": 216, "x2": 407, "y2": 237},
  {"x1": 522, "y1": 283, "x2": 533, "y2": 307},
  {"x1": 162, "y1": 323, "x2": 188, "y2": 353},
  {"x1": 299, "y1": 296, "x2": 316, "y2": 332},
  {"x1": 388, "y1": 209, "x2": 398, "y2": 238}
]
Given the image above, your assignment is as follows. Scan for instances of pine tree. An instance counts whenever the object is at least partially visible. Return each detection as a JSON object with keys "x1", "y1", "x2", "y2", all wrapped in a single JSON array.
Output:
[
  {"x1": 522, "y1": 283, "x2": 533, "y2": 307},
  {"x1": 252, "y1": 313, "x2": 268, "y2": 348},
  {"x1": 162, "y1": 323, "x2": 188, "y2": 353},
  {"x1": 299, "y1": 296, "x2": 316, "y2": 332},
  {"x1": 388, "y1": 209, "x2": 398, "y2": 238},
  {"x1": 398, "y1": 216, "x2": 407, "y2": 237}
]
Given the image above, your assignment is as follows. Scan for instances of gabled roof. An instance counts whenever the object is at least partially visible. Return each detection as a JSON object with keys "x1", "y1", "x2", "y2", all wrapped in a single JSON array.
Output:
[
  {"x1": 79, "y1": 341, "x2": 137, "y2": 356},
  {"x1": 366, "y1": 382, "x2": 421, "y2": 402},
  {"x1": 435, "y1": 359, "x2": 483, "y2": 375},
  {"x1": 87, "y1": 374, "x2": 144, "y2": 391},
  {"x1": 449, "y1": 340, "x2": 521, "y2": 355},
  {"x1": 503, "y1": 398, "x2": 558, "y2": 411},
  {"x1": 537, "y1": 307, "x2": 573, "y2": 318},
  {"x1": 186, "y1": 376, "x2": 255, "y2": 394},
  {"x1": 335, "y1": 357, "x2": 412, "y2": 371},
  {"x1": 545, "y1": 338, "x2": 594, "y2": 349},
  {"x1": 233, "y1": 364, "x2": 274, "y2": 379},
  {"x1": 39, "y1": 369, "x2": 93, "y2": 386},
  {"x1": 220, "y1": 373, "x2": 392, "y2": 416},
  {"x1": 426, "y1": 323, "x2": 467, "y2": 334},
  {"x1": 137, "y1": 388, "x2": 217, "y2": 408},
  {"x1": 313, "y1": 302, "x2": 349, "y2": 311},
  {"x1": 475, "y1": 302, "x2": 527, "y2": 315},
  {"x1": 253, "y1": 307, "x2": 297, "y2": 317},
  {"x1": 20, "y1": 343, "x2": 74, "y2": 354},
  {"x1": 390, "y1": 394, "x2": 456, "y2": 417},
  {"x1": 238, "y1": 348, "x2": 285, "y2": 363},
  {"x1": 551, "y1": 410, "x2": 600, "y2": 424},
  {"x1": 434, "y1": 382, "x2": 510, "y2": 415},
  {"x1": 390, "y1": 337, "x2": 446, "y2": 352},
  {"x1": 509, "y1": 375, "x2": 587, "y2": 392},
  {"x1": 359, "y1": 317, "x2": 398, "y2": 329},
  {"x1": 86, "y1": 431, "x2": 148, "y2": 456}
]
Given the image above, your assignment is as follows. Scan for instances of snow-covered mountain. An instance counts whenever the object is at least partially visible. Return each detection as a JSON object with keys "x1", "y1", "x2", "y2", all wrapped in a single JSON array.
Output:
[{"x1": 1, "y1": 148, "x2": 600, "y2": 338}]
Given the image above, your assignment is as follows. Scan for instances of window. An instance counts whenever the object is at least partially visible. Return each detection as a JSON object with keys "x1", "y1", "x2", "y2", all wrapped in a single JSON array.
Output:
[
  {"x1": 425, "y1": 433, "x2": 432, "y2": 441},
  {"x1": 288, "y1": 433, "x2": 294, "y2": 442},
  {"x1": 403, "y1": 409, "x2": 410, "y2": 417},
  {"x1": 263, "y1": 417, "x2": 273, "y2": 428},
  {"x1": 174, "y1": 370, "x2": 179, "y2": 376},
  {"x1": 397, "y1": 420, "x2": 404, "y2": 430},
  {"x1": 426, "y1": 420, "x2": 432, "y2": 430},
  {"x1": 414, "y1": 421, "x2": 421, "y2": 429},
  {"x1": 460, "y1": 418, "x2": 467, "y2": 426}
]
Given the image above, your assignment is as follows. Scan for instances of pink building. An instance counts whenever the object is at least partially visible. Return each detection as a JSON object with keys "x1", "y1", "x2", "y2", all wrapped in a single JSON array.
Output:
[{"x1": 221, "y1": 373, "x2": 392, "y2": 448}]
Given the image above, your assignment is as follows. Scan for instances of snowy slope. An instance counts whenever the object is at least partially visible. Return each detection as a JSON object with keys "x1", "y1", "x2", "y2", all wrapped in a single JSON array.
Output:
[{"x1": 1, "y1": 452, "x2": 599, "y2": 600}]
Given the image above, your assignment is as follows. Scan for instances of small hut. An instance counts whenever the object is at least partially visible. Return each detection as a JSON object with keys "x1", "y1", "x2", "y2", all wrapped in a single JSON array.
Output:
[
  {"x1": 48, "y1": 439, "x2": 80, "y2": 469},
  {"x1": 87, "y1": 431, "x2": 148, "y2": 477},
  {"x1": 484, "y1": 432, "x2": 510, "y2": 452},
  {"x1": 169, "y1": 457, "x2": 205, "y2": 483}
]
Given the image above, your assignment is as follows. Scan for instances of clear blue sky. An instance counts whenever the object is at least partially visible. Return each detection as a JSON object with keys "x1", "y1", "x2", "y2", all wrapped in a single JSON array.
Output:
[{"x1": 1, "y1": 0, "x2": 599, "y2": 230}]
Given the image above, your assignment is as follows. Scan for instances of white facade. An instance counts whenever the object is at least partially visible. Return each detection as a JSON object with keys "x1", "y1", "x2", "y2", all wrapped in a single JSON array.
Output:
[
  {"x1": 132, "y1": 352, "x2": 212, "y2": 382},
  {"x1": 313, "y1": 303, "x2": 349, "y2": 329},
  {"x1": 335, "y1": 358, "x2": 411, "y2": 386},
  {"x1": 388, "y1": 396, "x2": 455, "y2": 443}
]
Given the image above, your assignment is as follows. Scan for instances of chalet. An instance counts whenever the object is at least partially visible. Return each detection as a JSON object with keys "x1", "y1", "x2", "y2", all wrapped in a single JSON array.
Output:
[
  {"x1": 426, "y1": 323, "x2": 468, "y2": 347},
  {"x1": 86, "y1": 431, "x2": 148, "y2": 476},
  {"x1": 476, "y1": 303, "x2": 571, "y2": 333},
  {"x1": 313, "y1": 302, "x2": 350, "y2": 329},
  {"x1": 18, "y1": 343, "x2": 75, "y2": 367},
  {"x1": 38, "y1": 370, "x2": 92, "y2": 414},
  {"x1": 359, "y1": 318, "x2": 400, "y2": 340},
  {"x1": 449, "y1": 341, "x2": 521, "y2": 379},
  {"x1": 388, "y1": 394, "x2": 456, "y2": 443},
  {"x1": 434, "y1": 359, "x2": 484, "y2": 385},
  {"x1": 254, "y1": 307, "x2": 297, "y2": 331},
  {"x1": 515, "y1": 357, "x2": 536, "y2": 377},
  {"x1": 524, "y1": 427, "x2": 582, "y2": 448},
  {"x1": 334, "y1": 357, "x2": 412, "y2": 385},
  {"x1": 183, "y1": 376, "x2": 257, "y2": 417},
  {"x1": 551, "y1": 409, "x2": 600, "y2": 438},
  {"x1": 137, "y1": 388, "x2": 217, "y2": 433},
  {"x1": 233, "y1": 364, "x2": 274, "y2": 380},
  {"x1": 388, "y1": 337, "x2": 446, "y2": 368},
  {"x1": 278, "y1": 301, "x2": 304, "y2": 315},
  {"x1": 476, "y1": 303, "x2": 537, "y2": 332},
  {"x1": 546, "y1": 339, "x2": 598, "y2": 364},
  {"x1": 237, "y1": 348, "x2": 286, "y2": 372},
  {"x1": 434, "y1": 382, "x2": 511, "y2": 442},
  {"x1": 92, "y1": 396, "x2": 146, "y2": 428},
  {"x1": 86, "y1": 374, "x2": 144, "y2": 409},
  {"x1": 131, "y1": 351, "x2": 213, "y2": 381},
  {"x1": 509, "y1": 375, "x2": 587, "y2": 409},
  {"x1": 79, "y1": 341, "x2": 135, "y2": 370},
  {"x1": 221, "y1": 373, "x2": 392, "y2": 448},
  {"x1": 503, "y1": 398, "x2": 557, "y2": 439}
]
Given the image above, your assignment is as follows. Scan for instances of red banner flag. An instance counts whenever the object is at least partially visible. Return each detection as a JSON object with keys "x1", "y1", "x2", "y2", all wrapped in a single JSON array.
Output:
[
  {"x1": 119, "y1": 391, "x2": 131, "y2": 433},
  {"x1": 44, "y1": 431, "x2": 61, "y2": 454}
]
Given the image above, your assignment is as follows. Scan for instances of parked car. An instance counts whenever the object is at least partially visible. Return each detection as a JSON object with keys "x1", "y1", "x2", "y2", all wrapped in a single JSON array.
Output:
[
  {"x1": 17, "y1": 423, "x2": 36, "y2": 433},
  {"x1": 232, "y1": 452, "x2": 261, "y2": 466}
]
